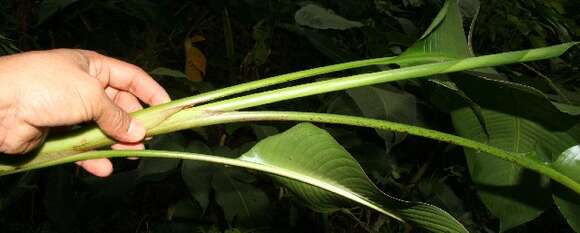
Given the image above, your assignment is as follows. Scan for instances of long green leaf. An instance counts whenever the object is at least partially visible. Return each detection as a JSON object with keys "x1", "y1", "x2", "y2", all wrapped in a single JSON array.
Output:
[
  {"x1": 239, "y1": 123, "x2": 467, "y2": 232},
  {"x1": 2, "y1": 124, "x2": 469, "y2": 232},
  {"x1": 6, "y1": 110, "x2": 580, "y2": 231}
]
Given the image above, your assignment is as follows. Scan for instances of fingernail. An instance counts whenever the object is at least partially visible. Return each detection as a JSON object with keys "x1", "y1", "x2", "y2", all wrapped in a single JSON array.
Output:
[
  {"x1": 153, "y1": 95, "x2": 171, "y2": 105},
  {"x1": 127, "y1": 120, "x2": 146, "y2": 141}
]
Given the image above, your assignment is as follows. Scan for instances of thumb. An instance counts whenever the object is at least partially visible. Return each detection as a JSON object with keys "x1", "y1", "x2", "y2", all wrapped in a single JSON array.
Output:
[{"x1": 94, "y1": 96, "x2": 146, "y2": 143}]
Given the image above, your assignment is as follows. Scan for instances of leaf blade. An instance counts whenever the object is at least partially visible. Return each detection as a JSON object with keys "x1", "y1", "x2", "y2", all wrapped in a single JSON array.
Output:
[{"x1": 240, "y1": 123, "x2": 468, "y2": 233}]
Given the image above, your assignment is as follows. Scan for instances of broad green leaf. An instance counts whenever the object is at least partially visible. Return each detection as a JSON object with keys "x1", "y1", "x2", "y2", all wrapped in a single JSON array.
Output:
[
  {"x1": 452, "y1": 107, "x2": 554, "y2": 231},
  {"x1": 464, "y1": 70, "x2": 580, "y2": 116},
  {"x1": 552, "y1": 145, "x2": 580, "y2": 232},
  {"x1": 347, "y1": 86, "x2": 420, "y2": 151},
  {"x1": 398, "y1": 0, "x2": 575, "y2": 230},
  {"x1": 400, "y1": 0, "x2": 488, "y2": 135},
  {"x1": 428, "y1": 79, "x2": 489, "y2": 137},
  {"x1": 294, "y1": 4, "x2": 364, "y2": 30},
  {"x1": 453, "y1": 73, "x2": 580, "y2": 231},
  {"x1": 552, "y1": 145, "x2": 580, "y2": 183},
  {"x1": 240, "y1": 123, "x2": 467, "y2": 233},
  {"x1": 417, "y1": 0, "x2": 449, "y2": 40},
  {"x1": 7, "y1": 109, "x2": 580, "y2": 231},
  {"x1": 399, "y1": 0, "x2": 469, "y2": 63},
  {"x1": 436, "y1": 3, "x2": 580, "y2": 228}
]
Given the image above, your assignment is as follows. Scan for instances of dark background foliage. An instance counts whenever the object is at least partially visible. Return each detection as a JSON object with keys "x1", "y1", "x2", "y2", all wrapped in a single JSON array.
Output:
[{"x1": 0, "y1": 0, "x2": 578, "y2": 232}]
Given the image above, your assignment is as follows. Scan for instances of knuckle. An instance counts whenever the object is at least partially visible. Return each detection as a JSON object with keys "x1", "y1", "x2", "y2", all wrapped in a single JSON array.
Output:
[
  {"x1": 1, "y1": 140, "x2": 28, "y2": 154},
  {"x1": 0, "y1": 126, "x2": 44, "y2": 154},
  {"x1": 109, "y1": 109, "x2": 130, "y2": 134}
]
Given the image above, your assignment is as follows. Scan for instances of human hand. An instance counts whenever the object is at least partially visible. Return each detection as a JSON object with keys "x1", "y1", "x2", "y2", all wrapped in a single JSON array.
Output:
[{"x1": 0, "y1": 49, "x2": 170, "y2": 177}]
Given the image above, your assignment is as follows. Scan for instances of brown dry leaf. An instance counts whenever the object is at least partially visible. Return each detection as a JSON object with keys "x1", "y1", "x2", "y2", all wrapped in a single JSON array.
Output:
[{"x1": 184, "y1": 36, "x2": 207, "y2": 82}]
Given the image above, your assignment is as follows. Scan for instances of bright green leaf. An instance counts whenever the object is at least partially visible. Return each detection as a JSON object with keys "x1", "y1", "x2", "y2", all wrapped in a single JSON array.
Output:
[
  {"x1": 552, "y1": 145, "x2": 580, "y2": 232},
  {"x1": 552, "y1": 145, "x2": 580, "y2": 183},
  {"x1": 401, "y1": 0, "x2": 469, "y2": 62},
  {"x1": 240, "y1": 123, "x2": 468, "y2": 233}
]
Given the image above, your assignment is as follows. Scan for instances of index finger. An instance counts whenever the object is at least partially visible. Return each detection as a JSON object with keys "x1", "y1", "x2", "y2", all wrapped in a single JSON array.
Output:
[{"x1": 79, "y1": 50, "x2": 171, "y2": 106}]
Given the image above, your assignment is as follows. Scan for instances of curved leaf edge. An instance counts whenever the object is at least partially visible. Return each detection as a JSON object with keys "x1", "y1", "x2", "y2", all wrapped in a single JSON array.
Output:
[{"x1": 6, "y1": 148, "x2": 467, "y2": 233}]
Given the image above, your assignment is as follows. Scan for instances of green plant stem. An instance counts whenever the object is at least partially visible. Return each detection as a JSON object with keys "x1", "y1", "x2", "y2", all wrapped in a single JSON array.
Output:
[
  {"x1": 35, "y1": 56, "x2": 398, "y2": 155},
  {"x1": 33, "y1": 43, "x2": 577, "y2": 156},
  {"x1": 137, "y1": 54, "x2": 452, "y2": 118},
  {"x1": 188, "y1": 43, "x2": 577, "y2": 112},
  {"x1": 153, "y1": 43, "x2": 579, "y2": 133},
  {"x1": 5, "y1": 110, "x2": 580, "y2": 195},
  {"x1": 149, "y1": 111, "x2": 580, "y2": 195},
  {"x1": 141, "y1": 56, "x2": 399, "y2": 113},
  {"x1": 7, "y1": 43, "x2": 580, "y2": 187}
]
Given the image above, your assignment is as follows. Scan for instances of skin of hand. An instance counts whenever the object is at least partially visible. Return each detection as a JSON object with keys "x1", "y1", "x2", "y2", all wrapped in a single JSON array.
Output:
[{"x1": 0, "y1": 49, "x2": 170, "y2": 177}]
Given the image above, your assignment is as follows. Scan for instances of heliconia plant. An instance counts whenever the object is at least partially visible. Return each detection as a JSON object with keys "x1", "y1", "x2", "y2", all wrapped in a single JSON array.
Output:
[{"x1": 1, "y1": 0, "x2": 578, "y2": 232}]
